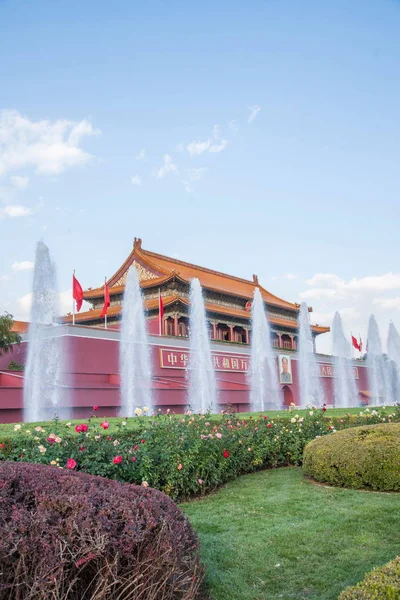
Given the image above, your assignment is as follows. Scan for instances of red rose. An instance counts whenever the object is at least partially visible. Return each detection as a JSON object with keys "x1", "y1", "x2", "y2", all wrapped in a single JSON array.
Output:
[
  {"x1": 46, "y1": 437, "x2": 56, "y2": 444},
  {"x1": 133, "y1": 445, "x2": 139, "y2": 451},
  {"x1": 79, "y1": 446, "x2": 86, "y2": 452},
  {"x1": 66, "y1": 458, "x2": 77, "y2": 469},
  {"x1": 223, "y1": 450, "x2": 230, "y2": 459},
  {"x1": 106, "y1": 435, "x2": 112, "y2": 441},
  {"x1": 0, "y1": 443, "x2": 5, "y2": 449},
  {"x1": 113, "y1": 455, "x2": 123, "y2": 464},
  {"x1": 322, "y1": 407, "x2": 327, "y2": 412},
  {"x1": 75, "y1": 425, "x2": 83, "y2": 433},
  {"x1": 81, "y1": 424, "x2": 88, "y2": 432},
  {"x1": 93, "y1": 405, "x2": 99, "y2": 411},
  {"x1": 131, "y1": 456, "x2": 137, "y2": 462},
  {"x1": 141, "y1": 439, "x2": 146, "y2": 444},
  {"x1": 100, "y1": 421, "x2": 109, "y2": 430},
  {"x1": 267, "y1": 423, "x2": 272, "y2": 429}
]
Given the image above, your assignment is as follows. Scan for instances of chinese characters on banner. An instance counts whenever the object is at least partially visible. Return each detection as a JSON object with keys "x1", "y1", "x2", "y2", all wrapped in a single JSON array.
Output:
[
  {"x1": 159, "y1": 348, "x2": 249, "y2": 372},
  {"x1": 159, "y1": 348, "x2": 360, "y2": 380},
  {"x1": 319, "y1": 364, "x2": 359, "y2": 380}
]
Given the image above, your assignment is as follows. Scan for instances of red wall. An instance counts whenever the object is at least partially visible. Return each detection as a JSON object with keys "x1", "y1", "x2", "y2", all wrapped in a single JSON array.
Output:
[{"x1": 0, "y1": 329, "x2": 370, "y2": 423}]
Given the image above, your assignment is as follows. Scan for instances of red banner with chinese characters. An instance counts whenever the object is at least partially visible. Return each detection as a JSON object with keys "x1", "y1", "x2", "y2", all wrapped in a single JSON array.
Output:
[
  {"x1": 159, "y1": 348, "x2": 249, "y2": 373},
  {"x1": 319, "y1": 364, "x2": 359, "y2": 380}
]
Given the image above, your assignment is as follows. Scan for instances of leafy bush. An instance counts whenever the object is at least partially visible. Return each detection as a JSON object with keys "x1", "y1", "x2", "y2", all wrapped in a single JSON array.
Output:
[
  {"x1": 303, "y1": 423, "x2": 400, "y2": 491},
  {"x1": 0, "y1": 461, "x2": 203, "y2": 600},
  {"x1": 1, "y1": 407, "x2": 399, "y2": 501},
  {"x1": 338, "y1": 556, "x2": 400, "y2": 599}
]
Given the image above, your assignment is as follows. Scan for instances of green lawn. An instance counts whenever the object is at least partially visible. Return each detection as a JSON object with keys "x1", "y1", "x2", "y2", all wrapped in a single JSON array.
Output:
[
  {"x1": 181, "y1": 468, "x2": 400, "y2": 600},
  {"x1": 0, "y1": 406, "x2": 386, "y2": 436}
]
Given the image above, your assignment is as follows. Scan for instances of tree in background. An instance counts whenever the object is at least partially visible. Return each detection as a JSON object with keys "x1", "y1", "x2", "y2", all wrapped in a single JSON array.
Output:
[{"x1": 0, "y1": 313, "x2": 21, "y2": 356}]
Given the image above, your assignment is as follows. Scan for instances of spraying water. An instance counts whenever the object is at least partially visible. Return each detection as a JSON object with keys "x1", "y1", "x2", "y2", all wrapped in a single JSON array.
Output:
[
  {"x1": 248, "y1": 288, "x2": 282, "y2": 411},
  {"x1": 187, "y1": 278, "x2": 217, "y2": 413},
  {"x1": 366, "y1": 315, "x2": 393, "y2": 405},
  {"x1": 119, "y1": 267, "x2": 153, "y2": 416},
  {"x1": 298, "y1": 302, "x2": 325, "y2": 407},
  {"x1": 387, "y1": 321, "x2": 400, "y2": 403},
  {"x1": 331, "y1": 312, "x2": 358, "y2": 407},
  {"x1": 23, "y1": 241, "x2": 68, "y2": 422}
]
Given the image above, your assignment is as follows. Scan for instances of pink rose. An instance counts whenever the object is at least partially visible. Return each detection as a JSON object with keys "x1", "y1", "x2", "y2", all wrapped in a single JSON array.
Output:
[
  {"x1": 66, "y1": 458, "x2": 76, "y2": 469},
  {"x1": 113, "y1": 455, "x2": 123, "y2": 464}
]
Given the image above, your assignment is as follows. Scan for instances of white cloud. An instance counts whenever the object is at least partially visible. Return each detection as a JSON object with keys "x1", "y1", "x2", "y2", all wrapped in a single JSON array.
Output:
[
  {"x1": 15, "y1": 289, "x2": 90, "y2": 321},
  {"x1": 373, "y1": 297, "x2": 400, "y2": 310},
  {"x1": 182, "y1": 180, "x2": 193, "y2": 194},
  {"x1": 299, "y1": 271, "x2": 400, "y2": 355},
  {"x1": 135, "y1": 148, "x2": 145, "y2": 160},
  {"x1": 187, "y1": 167, "x2": 207, "y2": 182},
  {"x1": 209, "y1": 139, "x2": 228, "y2": 153},
  {"x1": 305, "y1": 272, "x2": 400, "y2": 296},
  {"x1": 248, "y1": 105, "x2": 261, "y2": 123},
  {"x1": 10, "y1": 175, "x2": 29, "y2": 189},
  {"x1": 12, "y1": 261, "x2": 34, "y2": 271},
  {"x1": 228, "y1": 120, "x2": 238, "y2": 132},
  {"x1": 131, "y1": 175, "x2": 142, "y2": 186},
  {"x1": 0, "y1": 275, "x2": 10, "y2": 282},
  {"x1": 0, "y1": 109, "x2": 100, "y2": 177},
  {"x1": 283, "y1": 273, "x2": 298, "y2": 280},
  {"x1": 155, "y1": 154, "x2": 178, "y2": 178},
  {"x1": 0, "y1": 205, "x2": 32, "y2": 218},
  {"x1": 186, "y1": 124, "x2": 228, "y2": 156},
  {"x1": 187, "y1": 140, "x2": 212, "y2": 156}
]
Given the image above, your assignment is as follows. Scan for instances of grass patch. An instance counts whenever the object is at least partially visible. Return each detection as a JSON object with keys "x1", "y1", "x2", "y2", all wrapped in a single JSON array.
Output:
[
  {"x1": 181, "y1": 467, "x2": 400, "y2": 600},
  {"x1": 0, "y1": 406, "x2": 386, "y2": 436}
]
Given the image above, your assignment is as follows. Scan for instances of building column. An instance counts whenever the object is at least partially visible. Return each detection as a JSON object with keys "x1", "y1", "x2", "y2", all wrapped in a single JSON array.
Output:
[
  {"x1": 289, "y1": 334, "x2": 295, "y2": 350},
  {"x1": 174, "y1": 313, "x2": 178, "y2": 337},
  {"x1": 278, "y1": 333, "x2": 282, "y2": 348},
  {"x1": 229, "y1": 326, "x2": 234, "y2": 342},
  {"x1": 245, "y1": 328, "x2": 249, "y2": 344},
  {"x1": 212, "y1": 322, "x2": 217, "y2": 340}
]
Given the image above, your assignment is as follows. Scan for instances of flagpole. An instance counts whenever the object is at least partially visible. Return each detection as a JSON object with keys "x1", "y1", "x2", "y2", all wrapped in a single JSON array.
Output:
[
  {"x1": 159, "y1": 288, "x2": 162, "y2": 336},
  {"x1": 104, "y1": 277, "x2": 107, "y2": 330},
  {"x1": 72, "y1": 270, "x2": 75, "y2": 326}
]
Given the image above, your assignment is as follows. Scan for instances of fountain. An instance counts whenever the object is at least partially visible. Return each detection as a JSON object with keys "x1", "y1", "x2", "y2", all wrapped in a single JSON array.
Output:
[
  {"x1": 23, "y1": 241, "x2": 69, "y2": 422},
  {"x1": 119, "y1": 267, "x2": 153, "y2": 415},
  {"x1": 248, "y1": 288, "x2": 282, "y2": 411},
  {"x1": 387, "y1": 321, "x2": 400, "y2": 403},
  {"x1": 298, "y1": 302, "x2": 325, "y2": 407},
  {"x1": 331, "y1": 312, "x2": 358, "y2": 407},
  {"x1": 366, "y1": 315, "x2": 393, "y2": 406},
  {"x1": 187, "y1": 278, "x2": 217, "y2": 413},
  {"x1": 119, "y1": 267, "x2": 153, "y2": 416}
]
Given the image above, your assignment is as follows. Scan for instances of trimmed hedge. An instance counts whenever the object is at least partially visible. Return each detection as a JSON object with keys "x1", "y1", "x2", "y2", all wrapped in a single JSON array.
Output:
[
  {"x1": 0, "y1": 461, "x2": 203, "y2": 600},
  {"x1": 303, "y1": 423, "x2": 400, "y2": 491},
  {"x1": 339, "y1": 556, "x2": 400, "y2": 599}
]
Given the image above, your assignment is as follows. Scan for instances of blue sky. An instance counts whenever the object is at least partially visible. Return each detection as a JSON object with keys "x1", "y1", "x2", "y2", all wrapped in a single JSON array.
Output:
[{"x1": 1, "y1": 0, "x2": 400, "y2": 353}]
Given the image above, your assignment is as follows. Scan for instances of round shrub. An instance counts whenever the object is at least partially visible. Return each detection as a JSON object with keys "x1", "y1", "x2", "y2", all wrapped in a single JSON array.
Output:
[
  {"x1": 0, "y1": 461, "x2": 204, "y2": 600},
  {"x1": 338, "y1": 556, "x2": 400, "y2": 599},
  {"x1": 303, "y1": 423, "x2": 400, "y2": 491}
]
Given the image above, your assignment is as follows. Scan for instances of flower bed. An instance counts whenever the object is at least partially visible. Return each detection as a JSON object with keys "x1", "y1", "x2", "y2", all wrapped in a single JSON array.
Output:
[{"x1": 1, "y1": 407, "x2": 399, "y2": 501}]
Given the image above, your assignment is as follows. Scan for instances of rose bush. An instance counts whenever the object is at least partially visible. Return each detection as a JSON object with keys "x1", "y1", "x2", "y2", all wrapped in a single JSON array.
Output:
[{"x1": 1, "y1": 406, "x2": 399, "y2": 501}]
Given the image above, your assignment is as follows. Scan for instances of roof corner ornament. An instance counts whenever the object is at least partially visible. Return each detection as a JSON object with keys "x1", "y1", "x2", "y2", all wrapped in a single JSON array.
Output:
[
  {"x1": 252, "y1": 274, "x2": 259, "y2": 285},
  {"x1": 133, "y1": 237, "x2": 142, "y2": 250}
]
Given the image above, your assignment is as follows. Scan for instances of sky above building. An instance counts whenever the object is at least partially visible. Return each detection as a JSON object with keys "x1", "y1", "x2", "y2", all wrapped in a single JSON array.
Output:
[{"x1": 0, "y1": 0, "x2": 399, "y2": 354}]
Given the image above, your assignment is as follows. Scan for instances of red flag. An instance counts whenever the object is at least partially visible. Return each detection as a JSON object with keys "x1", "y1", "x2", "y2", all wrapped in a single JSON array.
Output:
[
  {"x1": 158, "y1": 290, "x2": 164, "y2": 335},
  {"x1": 352, "y1": 335, "x2": 361, "y2": 352},
  {"x1": 101, "y1": 282, "x2": 110, "y2": 318},
  {"x1": 72, "y1": 274, "x2": 83, "y2": 313}
]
